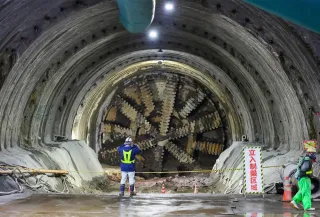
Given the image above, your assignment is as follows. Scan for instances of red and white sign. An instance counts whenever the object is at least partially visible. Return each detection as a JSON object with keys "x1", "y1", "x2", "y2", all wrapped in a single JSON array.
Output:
[{"x1": 243, "y1": 147, "x2": 264, "y2": 194}]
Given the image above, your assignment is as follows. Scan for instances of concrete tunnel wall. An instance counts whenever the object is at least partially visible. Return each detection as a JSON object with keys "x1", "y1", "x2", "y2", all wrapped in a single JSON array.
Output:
[{"x1": 1, "y1": 0, "x2": 320, "y2": 189}]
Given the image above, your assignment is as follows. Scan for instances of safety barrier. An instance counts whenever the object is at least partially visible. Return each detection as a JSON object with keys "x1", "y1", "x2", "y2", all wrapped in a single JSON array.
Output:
[
  {"x1": 2, "y1": 164, "x2": 319, "y2": 198},
  {"x1": 0, "y1": 165, "x2": 283, "y2": 174},
  {"x1": 0, "y1": 164, "x2": 293, "y2": 197}
]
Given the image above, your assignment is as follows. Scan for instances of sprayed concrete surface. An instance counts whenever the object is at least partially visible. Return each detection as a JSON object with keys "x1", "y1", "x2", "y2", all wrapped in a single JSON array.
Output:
[{"x1": 0, "y1": 193, "x2": 319, "y2": 217}]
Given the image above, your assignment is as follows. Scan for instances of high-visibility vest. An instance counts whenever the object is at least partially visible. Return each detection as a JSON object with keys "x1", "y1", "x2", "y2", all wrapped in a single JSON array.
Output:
[{"x1": 121, "y1": 150, "x2": 135, "y2": 164}]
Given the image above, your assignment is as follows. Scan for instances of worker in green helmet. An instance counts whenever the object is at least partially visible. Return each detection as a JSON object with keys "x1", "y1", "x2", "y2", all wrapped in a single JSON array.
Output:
[{"x1": 291, "y1": 146, "x2": 317, "y2": 211}]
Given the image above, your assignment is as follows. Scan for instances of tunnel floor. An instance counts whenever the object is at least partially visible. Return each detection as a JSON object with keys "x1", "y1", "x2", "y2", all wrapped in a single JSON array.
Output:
[{"x1": 0, "y1": 193, "x2": 319, "y2": 217}]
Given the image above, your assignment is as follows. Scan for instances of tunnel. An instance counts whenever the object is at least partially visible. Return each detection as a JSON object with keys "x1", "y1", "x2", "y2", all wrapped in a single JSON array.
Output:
[{"x1": 0, "y1": 0, "x2": 320, "y2": 196}]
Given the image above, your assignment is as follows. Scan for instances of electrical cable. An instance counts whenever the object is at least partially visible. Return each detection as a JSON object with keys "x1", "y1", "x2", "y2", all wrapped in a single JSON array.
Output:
[
  {"x1": 264, "y1": 182, "x2": 276, "y2": 194},
  {"x1": 0, "y1": 168, "x2": 24, "y2": 196},
  {"x1": 0, "y1": 163, "x2": 70, "y2": 195}
]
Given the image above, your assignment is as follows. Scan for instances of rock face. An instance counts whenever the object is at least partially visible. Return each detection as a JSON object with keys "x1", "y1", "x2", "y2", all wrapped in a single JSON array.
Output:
[{"x1": 0, "y1": 141, "x2": 104, "y2": 192}]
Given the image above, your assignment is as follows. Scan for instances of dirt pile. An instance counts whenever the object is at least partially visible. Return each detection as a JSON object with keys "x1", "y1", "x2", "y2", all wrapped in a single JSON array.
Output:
[
  {"x1": 81, "y1": 175, "x2": 110, "y2": 193},
  {"x1": 133, "y1": 173, "x2": 213, "y2": 193}
]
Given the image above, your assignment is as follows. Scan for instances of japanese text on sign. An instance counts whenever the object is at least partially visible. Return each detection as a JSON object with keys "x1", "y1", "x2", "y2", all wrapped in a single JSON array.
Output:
[{"x1": 243, "y1": 147, "x2": 264, "y2": 194}]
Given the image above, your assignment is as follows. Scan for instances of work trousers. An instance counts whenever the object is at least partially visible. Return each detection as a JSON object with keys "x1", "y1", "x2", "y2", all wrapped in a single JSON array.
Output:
[
  {"x1": 120, "y1": 171, "x2": 135, "y2": 185},
  {"x1": 293, "y1": 177, "x2": 312, "y2": 210}
]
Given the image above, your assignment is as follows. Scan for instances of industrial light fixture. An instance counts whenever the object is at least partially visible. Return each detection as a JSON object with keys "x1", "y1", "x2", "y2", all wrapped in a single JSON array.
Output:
[
  {"x1": 164, "y1": 2, "x2": 174, "y2": 11},
  {"x1": 148, "y1": 30, "x2": 158, "y2": 39}
]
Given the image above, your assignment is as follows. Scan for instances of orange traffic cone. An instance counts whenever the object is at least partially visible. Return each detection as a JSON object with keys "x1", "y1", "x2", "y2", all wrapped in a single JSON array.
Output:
[
  {"x1": 161, "y1": 184, "x2": 166, "y2": 194},
  {"x1": 283, "y1": 212, "x2": 291, "y2": 217},
  {"x1": 194, "y1": 183, "x2": 199, "y2": 194},
  {"x1": 282, "y1": 176, "x2": 292, "y2": 202}
]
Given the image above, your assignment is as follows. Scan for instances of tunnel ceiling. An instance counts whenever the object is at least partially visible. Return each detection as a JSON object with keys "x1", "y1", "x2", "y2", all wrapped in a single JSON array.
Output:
[{"x1": 1, "y1": 0, "x2": 320, "y2": 157}]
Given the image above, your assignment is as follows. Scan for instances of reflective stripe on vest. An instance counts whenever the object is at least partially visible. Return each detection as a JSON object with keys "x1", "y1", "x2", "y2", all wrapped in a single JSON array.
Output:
[{"x1": 121, "y1": 150, "x2": 135, "y2": 164}]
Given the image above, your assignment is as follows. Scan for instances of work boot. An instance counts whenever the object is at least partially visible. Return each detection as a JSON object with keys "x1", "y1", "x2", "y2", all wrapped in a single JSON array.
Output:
[
  {"x1": 119, "y1": 184, "x2": 125, "y2": 197},
  {"x1": 130, "y1": 185, "x2": 136, "y2": 196},
  {"x1": 290, "y1": 201, "x2": 299, "y2": 209},
  {"x1": 305, "y1": 207, "x2": 315, "y2": 211}
]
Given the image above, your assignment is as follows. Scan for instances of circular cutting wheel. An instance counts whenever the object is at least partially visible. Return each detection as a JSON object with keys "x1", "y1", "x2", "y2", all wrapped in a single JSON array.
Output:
[{"x1": 99, "y1": 72, "x2": 227, "y2": 174}]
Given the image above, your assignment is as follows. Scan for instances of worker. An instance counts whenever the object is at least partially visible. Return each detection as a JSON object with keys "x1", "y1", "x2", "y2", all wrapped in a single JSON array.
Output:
[
  {"x1": 291, "y1": 146, "x2": 317, "y2": 211},
  {"x1": 118, "y1": 137, "x2": 141, "y2": 197}
]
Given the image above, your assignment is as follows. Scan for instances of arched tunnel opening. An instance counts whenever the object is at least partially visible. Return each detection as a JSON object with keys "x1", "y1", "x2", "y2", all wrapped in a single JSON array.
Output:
[{"x1": 1, "y1": 0, "x2": 320, "y2": 211}]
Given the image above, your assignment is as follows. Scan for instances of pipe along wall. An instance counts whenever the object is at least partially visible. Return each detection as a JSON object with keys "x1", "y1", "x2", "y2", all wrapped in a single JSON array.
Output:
[
  {"x1": 243, "y1": 0, "x2": 320, "y2": 33},
  {"x1": 115, "y1": 0, "x2": 320, "y2": 34},
  {"x1": 116, "y1": 0, "x2": 155, "y2": 33}
]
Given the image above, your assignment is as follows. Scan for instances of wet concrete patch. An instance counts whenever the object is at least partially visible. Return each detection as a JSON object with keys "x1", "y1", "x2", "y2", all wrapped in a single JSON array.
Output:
[
  {"x1": 0, "y1": 194, "x2": 319, "y2": 216},
  {"x1": 170, "y1": 206, "x2": 234, "y2": 215}
]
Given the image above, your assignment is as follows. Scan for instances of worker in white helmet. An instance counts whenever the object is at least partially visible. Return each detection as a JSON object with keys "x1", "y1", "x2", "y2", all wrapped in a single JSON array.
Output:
[{"x1": 118, "y1": 137, "x2": 141, "y2": 197}]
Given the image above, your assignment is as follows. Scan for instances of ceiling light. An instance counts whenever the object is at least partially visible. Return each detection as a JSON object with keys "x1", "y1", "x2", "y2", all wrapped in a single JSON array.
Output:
[
  {"x1": 165, "y1": 2, "x2": 174, "y2": 11},
  {"x1": 148, "y1": 30, "x2": 158, "y2": 39}
]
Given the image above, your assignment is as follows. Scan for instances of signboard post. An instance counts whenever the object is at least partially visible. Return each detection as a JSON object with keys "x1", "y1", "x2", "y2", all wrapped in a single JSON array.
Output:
[{"x1": 243, "y1": 146, "x2": 264, "y2": 198}]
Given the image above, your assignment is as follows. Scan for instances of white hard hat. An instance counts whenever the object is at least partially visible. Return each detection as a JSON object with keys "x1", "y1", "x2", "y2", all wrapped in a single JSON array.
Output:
[{"x1": 125, "y1": 137, "x2": 132, "y2": 142}]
